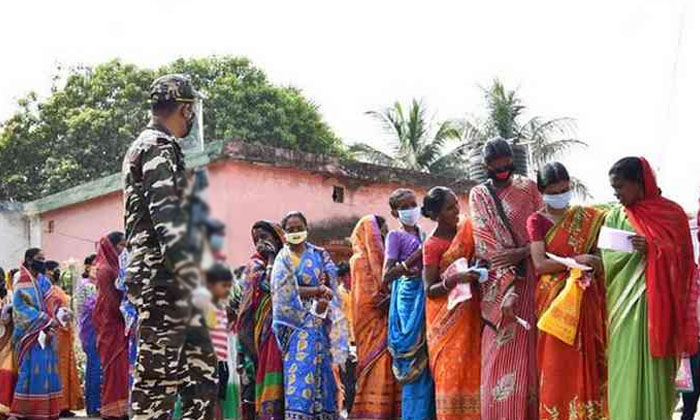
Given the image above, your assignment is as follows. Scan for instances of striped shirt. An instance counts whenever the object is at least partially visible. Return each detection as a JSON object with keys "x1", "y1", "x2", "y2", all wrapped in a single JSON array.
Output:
[{"x1": 210, "y1": 305, "x2": 229, "y2": 362}]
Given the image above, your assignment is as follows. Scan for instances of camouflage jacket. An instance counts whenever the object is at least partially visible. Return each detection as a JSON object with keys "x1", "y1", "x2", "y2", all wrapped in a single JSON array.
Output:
[{"x1": 122, "y1": 126, "x2": 200, "y2": 294}]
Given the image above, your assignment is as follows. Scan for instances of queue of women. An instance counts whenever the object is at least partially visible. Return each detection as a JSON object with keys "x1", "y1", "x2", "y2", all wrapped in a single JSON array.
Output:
[
  {"x1": 0, "y1": 136, "x2": 698, "y2": 420},
  {"x1": 0, "y1": 233, "x2": 131, "y2": 420},
  {"x1": 347, "y1": 138, "x2": 699, "y2": 420}
]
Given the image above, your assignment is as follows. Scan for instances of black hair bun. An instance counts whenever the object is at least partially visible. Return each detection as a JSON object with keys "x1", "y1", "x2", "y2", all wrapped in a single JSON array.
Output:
[{"x1": 422, "y1": 186, "x2": 451, "y2": 221}]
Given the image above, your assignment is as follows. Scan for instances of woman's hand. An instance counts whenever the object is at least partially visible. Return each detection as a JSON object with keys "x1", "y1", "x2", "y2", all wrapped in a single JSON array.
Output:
[
  {"x1": 317, "y1": 285, "x2": 333, "y2": 300},
  {"x1": 500, "y1": 293, "x2": 518, "y2": 323},
  {"x1": 256, "y1": 240, "x2": 278, "y2": 260},
  {"x1": 332, "y1": 363, "x2": 345, "y2": 411},
  {"x1": 47, "y1": 318, "x2": 60, "y2": 333},
  {"x1": 383, "y1": 264, "x2": 405, "y2": 284},
  {"x1": 573, "y1": 254, "x2": 603, "y2": 274},
  {"x1": 629, "y1": 235, "x2": 648, "y2": 254},
  {"x1": 491, "y1": 247, "x2": 527, "y2": 269},
  {"x1": 445, "y1": 271, "x2": 480, "y2": 288}
]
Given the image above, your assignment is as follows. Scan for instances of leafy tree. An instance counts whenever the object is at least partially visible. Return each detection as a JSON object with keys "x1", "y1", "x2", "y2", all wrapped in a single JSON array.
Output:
[
  {"x1": 349, "y1": 99, "x2": 463, "y2": 176},
  {"x1": 459, "y1": 79, "x2": 590, "y2": 196},
  {"x1": 463, "y1": 80, "x2": 585, "y2": 166},
  {"x1": 0, "y1": 56, "x2": 342, "y2": 202},
  {"x1": 163, "y1": 57, "x2": 341, "y2": 154}
]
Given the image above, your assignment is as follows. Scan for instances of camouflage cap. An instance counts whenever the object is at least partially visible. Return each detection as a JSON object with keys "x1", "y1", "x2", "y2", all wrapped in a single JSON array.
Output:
[{"x1": 149, "y1": 74, "x2": 199, "y2": 105}]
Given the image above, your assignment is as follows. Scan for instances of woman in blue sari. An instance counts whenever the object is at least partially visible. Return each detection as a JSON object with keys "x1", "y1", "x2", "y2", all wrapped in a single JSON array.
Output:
[
  {"x1": 75, "y1": 253, "x2": 102, "y2": 417},
  {"x1": 384, "y1": 188, "x2": 435, "y2": 420},
  {"x1": 272, "y1": 211, "x2": 349, "y2": 420},
  {"x1": 10, "y1": 248, "x2": 68, "y2": 420}
]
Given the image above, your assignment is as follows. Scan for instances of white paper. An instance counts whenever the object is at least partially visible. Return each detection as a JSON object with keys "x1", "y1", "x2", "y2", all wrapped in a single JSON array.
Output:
[
  {"x1": 546, "y1": 253, "x2": 592, "y2": 271},
  {"x1": 56, "y1": 307, "x2": 71, "y2": 327},
  {"x1": 38, "y1": 330, "x2": 47, "y2": 349},
  {"x1": 597, "y1": 226, "x2": 635, "y2": 253},
  {"x1": 310, "y1": 299, "x2": 329, "y2": 319},
  {"x1": 515, "y1": 317, "x2": 531, "y2": 330}
]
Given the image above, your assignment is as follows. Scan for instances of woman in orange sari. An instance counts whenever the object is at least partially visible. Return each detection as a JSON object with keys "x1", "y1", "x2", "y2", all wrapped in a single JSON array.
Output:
[
  {"x1": 349, "y1": 215, "x2": 401, "y2": 420},
  {"x1": 46, "y1": 262, "x2": 84, "y2": 416},
  {"x1": 526, "y1": 163, "x2": 607, "y2": 420},
  {"x1": 422, "y1": 187, "x2": 481, "y2": 420}
]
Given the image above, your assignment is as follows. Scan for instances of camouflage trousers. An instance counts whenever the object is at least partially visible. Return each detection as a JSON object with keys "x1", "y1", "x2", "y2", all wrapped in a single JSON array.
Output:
[{"x1": 130, "y1": 284, "x2": 218, "y2": 420}]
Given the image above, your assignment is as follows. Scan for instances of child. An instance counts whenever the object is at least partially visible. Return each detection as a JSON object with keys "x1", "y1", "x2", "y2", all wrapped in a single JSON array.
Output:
[
  {"x1": 335, "y1": 262, "x2": 356, "y2": 417},
  {"x1": 384, "y1": 188, "x2": 436, "y2": 420},
  {"x1": 206, "y1": 262, "x2": 239, "y2": 420}
]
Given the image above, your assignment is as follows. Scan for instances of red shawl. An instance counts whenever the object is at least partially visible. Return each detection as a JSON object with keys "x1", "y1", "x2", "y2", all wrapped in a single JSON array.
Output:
[
  {"x1": 92, "y1": 236, "x2": 130, "y2": 417},
  {"x1": 93, "y1": 236, "x2": 123, "y2": 345},
  {"x1": 626, "y1": 157, "x2": 698, "y2": 357}
]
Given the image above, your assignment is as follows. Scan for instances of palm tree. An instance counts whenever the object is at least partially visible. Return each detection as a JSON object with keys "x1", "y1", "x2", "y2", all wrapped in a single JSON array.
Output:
[
  {"x1": 349, "y1": 99, "x2": 464, "y2": 176},
  {"x1": 461, "y1": 79, "x2": 590, "y2": 197}
]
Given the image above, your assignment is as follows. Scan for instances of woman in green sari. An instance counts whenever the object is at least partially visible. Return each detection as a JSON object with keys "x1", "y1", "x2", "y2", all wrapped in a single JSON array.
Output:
[{"x1": 603, "y1": 157, "x2": 698, "y2": 420}]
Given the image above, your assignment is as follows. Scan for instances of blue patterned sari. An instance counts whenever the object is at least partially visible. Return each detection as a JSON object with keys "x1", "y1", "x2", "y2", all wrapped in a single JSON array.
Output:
[
  {"x1": 11, "y1": 267, "x2": 62, "y2": 420},
  {"x1": 272, "y1": 243, "x2": 349, "y2": 420},
  {"x1": 76, "y1": 277, "x2": 102, "y2": 415}
]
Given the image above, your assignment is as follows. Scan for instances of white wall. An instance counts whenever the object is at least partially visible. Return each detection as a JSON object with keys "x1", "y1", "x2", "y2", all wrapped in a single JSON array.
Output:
[{"x1": 0, "y1": 204, "x2": 30, "y2": 269}]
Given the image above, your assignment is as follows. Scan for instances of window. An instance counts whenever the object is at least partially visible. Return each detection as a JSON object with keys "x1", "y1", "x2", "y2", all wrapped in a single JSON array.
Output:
[
  {"x1": 332, "y1": 186, "x2": 345, "y2": 203},
  {"x1": 47, "y1": 220, "x2": 55, "y2": 233}
]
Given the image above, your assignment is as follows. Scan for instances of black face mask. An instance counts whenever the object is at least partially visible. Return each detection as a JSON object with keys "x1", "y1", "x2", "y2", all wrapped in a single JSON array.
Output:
[
  {"x1": 31, "y1": 259, "x2": 46, "y2": 274},
  {"x1": 487, "y1": 164, "x2": 515, "y2": 182}
]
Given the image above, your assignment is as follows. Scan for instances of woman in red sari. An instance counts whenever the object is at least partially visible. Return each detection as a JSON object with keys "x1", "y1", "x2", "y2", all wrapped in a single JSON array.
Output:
[
  {"x1": 526, "y1": 162, "x2": 607, "y2": 420},
  {"x1": 93, "y1": 232, "x2": 129, "y2": 420},
  {"x1": 469, "y1": 138, "x2": 543, "y2": 420}
]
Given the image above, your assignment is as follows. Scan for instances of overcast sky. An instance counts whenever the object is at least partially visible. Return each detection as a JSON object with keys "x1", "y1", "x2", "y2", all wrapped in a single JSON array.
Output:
[{"x1": 1, "y1": 0, "x2": 698, "y2": 210}]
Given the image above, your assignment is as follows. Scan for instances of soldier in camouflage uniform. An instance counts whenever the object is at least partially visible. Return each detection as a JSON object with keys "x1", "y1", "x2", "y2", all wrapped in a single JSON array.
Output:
[{"x1": 122, "y1": 74, "x2": 217, "y2": 420}]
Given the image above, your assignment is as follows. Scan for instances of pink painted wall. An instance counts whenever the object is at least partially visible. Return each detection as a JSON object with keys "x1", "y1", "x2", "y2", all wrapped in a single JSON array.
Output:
[
  {"x1": 40, "y1": 160, "x2": 468, "y2": 266},
  {"x1": 41, "y1": 191, "x2": 123, "y2": 263}
]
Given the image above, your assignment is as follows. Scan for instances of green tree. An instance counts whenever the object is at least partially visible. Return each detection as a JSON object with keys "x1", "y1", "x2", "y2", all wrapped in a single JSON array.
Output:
[
  {"x1": 0, "y1": 56, "x2": 342, "y2": 202},
  {"x1": 349, "y1": 99, "x2": 463, "y2": 176}
]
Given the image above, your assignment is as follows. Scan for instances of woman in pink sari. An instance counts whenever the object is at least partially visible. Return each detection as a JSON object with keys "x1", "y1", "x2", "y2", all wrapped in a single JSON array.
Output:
[
  {"x1": 93, "y1": 232, "x2": 129, "y2": 420},
  {"x1": 469, "y1": 138, "x2": 543, "y2": 420}
]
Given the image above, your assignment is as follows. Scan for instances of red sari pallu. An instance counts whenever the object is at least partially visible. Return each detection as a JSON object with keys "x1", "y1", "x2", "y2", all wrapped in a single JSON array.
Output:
[{"x1": 625, "y1": 157, "x2": 698, "y2": 358}]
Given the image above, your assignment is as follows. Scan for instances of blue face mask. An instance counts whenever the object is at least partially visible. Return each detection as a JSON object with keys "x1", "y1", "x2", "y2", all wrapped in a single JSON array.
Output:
[
  {"x1": 210, "y1": 234, "x2": 225, "y2": 252},
  {"x1": 543, "y1": 190, "x2": 573, "y2": 210},
  {"x1": 398, "y1": 207, "x2": 421, "y2": 227}
]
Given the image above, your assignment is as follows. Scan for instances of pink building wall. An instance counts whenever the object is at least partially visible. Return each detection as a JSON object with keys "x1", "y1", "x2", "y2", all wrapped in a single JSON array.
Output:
[{"x1": 40, "y1": 160, "x2": 468, "y2": 266}]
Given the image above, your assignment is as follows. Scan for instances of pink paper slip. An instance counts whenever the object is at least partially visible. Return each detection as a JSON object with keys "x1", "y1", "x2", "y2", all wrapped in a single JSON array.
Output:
[{"x1": 448, "y1": 283, "x2": 472, "y2": 310}]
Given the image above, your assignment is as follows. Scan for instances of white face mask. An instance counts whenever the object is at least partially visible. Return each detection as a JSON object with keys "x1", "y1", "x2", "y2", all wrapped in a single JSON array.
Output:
[
  {"x1": 285, "y1": 231, "x2": 308, "y2": 245},
  {"x1": 397, "y1": 207, "x2": 421, "y2": 226},
  {"x1": 543, "y1": 190, "x2": 573, "y2": 210}
]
